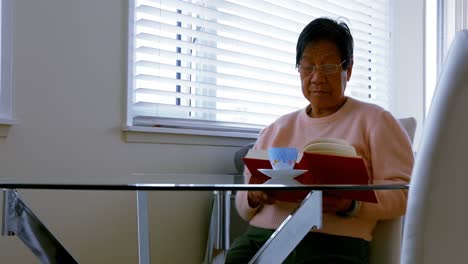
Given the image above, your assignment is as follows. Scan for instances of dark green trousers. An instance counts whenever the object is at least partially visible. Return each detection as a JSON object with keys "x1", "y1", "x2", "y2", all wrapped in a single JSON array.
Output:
[{"x1": 225, "y1": 226, "x2": 369, "y2": 264}]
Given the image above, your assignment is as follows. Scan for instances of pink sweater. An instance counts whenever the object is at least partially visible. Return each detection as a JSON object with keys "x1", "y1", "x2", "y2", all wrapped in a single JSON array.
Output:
[{"x1": 235, "y1": 97, "x2": 414, "y2": 241}]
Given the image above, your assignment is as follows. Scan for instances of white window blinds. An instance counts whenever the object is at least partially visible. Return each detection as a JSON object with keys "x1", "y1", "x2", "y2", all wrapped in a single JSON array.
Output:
[{"x1": 127, "y1": 0, "x2": 391, "y2": 137}]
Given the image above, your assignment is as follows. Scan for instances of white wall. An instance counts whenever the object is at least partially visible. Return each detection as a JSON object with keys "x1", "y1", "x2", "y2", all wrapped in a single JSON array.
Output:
[
  {"x1": 0, "y1": 0, "x2": 424, "y2": 263},
  {"x1": 0, "y1": 0, "x2": 243, "y2": 263}
]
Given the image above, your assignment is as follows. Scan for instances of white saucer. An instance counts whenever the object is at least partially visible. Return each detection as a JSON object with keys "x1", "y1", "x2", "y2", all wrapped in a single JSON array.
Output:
[
  {"x1": 263, "y1": 178, "x2": 302, "y2": 185},
  {"x1": 258, "y1": 169, "x2": 308, "y2": 179}
]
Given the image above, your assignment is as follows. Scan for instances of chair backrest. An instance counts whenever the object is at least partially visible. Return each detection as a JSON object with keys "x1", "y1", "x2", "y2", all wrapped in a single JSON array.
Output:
[
  {"x1": 401, "y1": 30, "x2": 468, "y2": 264},
  {"x1": 369, "y1": 117, "x2": 416, "y2": 264}
]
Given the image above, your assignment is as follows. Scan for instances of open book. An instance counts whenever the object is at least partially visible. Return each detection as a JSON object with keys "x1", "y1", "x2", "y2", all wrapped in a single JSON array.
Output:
[{"x1": 243, "y1": 149, "x2": 378, "y2": 203}]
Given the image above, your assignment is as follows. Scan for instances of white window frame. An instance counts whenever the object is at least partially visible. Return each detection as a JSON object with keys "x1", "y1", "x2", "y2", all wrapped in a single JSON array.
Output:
[
  {"x1": 0, "y1": 0, "x2": 15, "y2": 128},
  {"x1": 124, "y1": 1, "x2": 394, "y2": 146},
  {"x1": 426, "y1": 0, "x2": 468, "y2": 117}
]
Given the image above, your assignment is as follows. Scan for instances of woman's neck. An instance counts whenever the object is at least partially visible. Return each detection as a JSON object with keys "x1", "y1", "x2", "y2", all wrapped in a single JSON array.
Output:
[{"x1": 307, "y1": 98, "x2": 348, "y2": 118}]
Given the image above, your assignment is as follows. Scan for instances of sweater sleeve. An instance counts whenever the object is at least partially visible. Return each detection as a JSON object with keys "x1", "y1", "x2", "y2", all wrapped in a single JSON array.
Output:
[
  {"x1": 235, "y1": 168, "x2": 262, "y2": 221},
  {"x1": 235, "y1": 128, "x2": 273, "y2": 221},
  {"x1": 359, "y1": 111, "x2": 414, "y2": 220}
]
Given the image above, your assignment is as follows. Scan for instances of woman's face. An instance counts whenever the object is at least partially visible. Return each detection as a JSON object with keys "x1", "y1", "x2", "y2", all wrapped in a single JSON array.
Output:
[{"x1": 298, "y1": 40, "x2": 352, "y2": 116}]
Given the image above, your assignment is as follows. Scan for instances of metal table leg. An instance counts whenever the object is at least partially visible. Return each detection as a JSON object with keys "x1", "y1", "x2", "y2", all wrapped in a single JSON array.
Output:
[
  {"x1": 248, "y1": 191, "x2": 322, "y2": 264},
  {"x1": 2, "y1": 189, "x2": 78, "y2": 264},
  {"x1": 204, "y1": 190, "x2": 231, "y2": 264},
  {"x1": 136, "y1": 190, "x2": 151, "y2": 264},
  {"x1": 214, "y1": 190, "x2": 231, "y2": 252}
]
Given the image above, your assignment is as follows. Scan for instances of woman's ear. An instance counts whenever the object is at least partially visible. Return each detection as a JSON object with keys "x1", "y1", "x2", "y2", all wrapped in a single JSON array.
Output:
[{"x1": 346, "y1": 59, "x2": 353, "y2": 81}]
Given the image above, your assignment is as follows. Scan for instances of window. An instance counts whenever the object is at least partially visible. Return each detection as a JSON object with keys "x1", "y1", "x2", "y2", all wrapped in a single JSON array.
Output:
[
  {"x1": 425, "y1": 0, "x2": 468, "y2": 116},
  {"x1": 0, "y1": 0, "x2": 13, "y2": 123},
  {"x1": 425, "y1": 0, "x2": 437, "y2": 117},
  {"x1": 127, "y1": 0, "x2": 392, "y2": 138}
]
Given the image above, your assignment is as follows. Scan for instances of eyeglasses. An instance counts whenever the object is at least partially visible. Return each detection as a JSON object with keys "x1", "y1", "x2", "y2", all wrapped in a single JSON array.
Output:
[{"x1": 298, "y1": 60, "x2": 346, "y2": 75}]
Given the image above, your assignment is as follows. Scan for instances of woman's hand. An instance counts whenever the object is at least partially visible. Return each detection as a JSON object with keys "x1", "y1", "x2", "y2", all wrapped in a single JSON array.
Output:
[
  {"x1": 322, "y1": 194, "x2": 354, "y2": 214},
  {"x1": 247, "y1": 191, "x2": 276, "y2": 208}
]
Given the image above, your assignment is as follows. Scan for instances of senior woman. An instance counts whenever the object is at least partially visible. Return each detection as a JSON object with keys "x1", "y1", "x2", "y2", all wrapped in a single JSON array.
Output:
[{"x1": 225, "y1": 17, "x2": 414, "y2": 264}]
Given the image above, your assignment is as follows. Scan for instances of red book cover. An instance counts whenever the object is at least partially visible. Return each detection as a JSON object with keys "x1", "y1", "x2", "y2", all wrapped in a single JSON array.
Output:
[{"x1": 243, "y1": 152, "x2": 378, "y2": 203}]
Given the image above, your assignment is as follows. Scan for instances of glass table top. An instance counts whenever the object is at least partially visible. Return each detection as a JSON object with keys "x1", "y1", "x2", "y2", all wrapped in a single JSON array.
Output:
[{"x1": 0, "y1": 173, "x2": 409, "y2": 191}]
